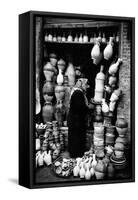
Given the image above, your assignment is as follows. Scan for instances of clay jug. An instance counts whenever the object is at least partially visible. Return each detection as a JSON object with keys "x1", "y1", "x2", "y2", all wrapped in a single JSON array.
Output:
[
  {"x1": 79, "y1": 162, "x2": 85, "y2": 178},
  {"x1": 74, "y1": 34, "x2": 79, "y2": 42},
  {"x1": 116, "y1": 33, "x2": 119, "y2": 43},
  {"x1": 90, "y1": 34, "x2": 94, "y2": 43},
  {"x1": 90, "y1": 167, "x2": 95, "y2": 176},
  {"x1": 65, "y1": 62, "x2": 75, "y2": 86},
  {"x1": 102, "y1": 98, "x2": 109, "y2": 113},
  {"x1": 43, "y1": 62, "x2": 55, "y2": 81},
  {"x1": 38, "y1": 151, "x2": 44, "y2": 167},
  {"x1": 108, "y1": 76, "x2": 117, "y2": 86},
  {"x1": 73, "y1": 160, "x2": 80, "y2": 177},
  {"x1": 95, "y1": 65, "x2": 105, "y2": 91},
  {"x1": 53, "y1": 33, "x2": 57, "y2": 42},
  {"x1": 67, "y1": 32, "x2": 73, "y2": 42},
  {"x1": 43, "y1": 81, "x2": 54, "y2": 97},
  {"x1": 42, "y1": 102, "x2": 54, "y2": 123},
  {"x1": 97, "y1": 32, "x2": 102, "y2": 43},
  {"x1": 55, "y1": 85, "x2": 65, "y2": 101},
  {"x1": 44, "y1": 150, "x2": 52, "y2": 166},
  {"x1": 57, "y1": 69, "x2": 64, "y2": 85},
  {"x1": 104, "y1": 37, "x2": 114, "y2": 60},
  {"x1": 108, "y1": 58, "x2": 122, "y2": 75},
  {"x1": 102, "y1": 33, "x2": 107, "y2": 44},
  {"x1": 91, "y1": 38, "x2": 101, "y2": 62},
  {"x1": 79, "y1": 33, "x2": 83, "y2": 43},
  {"x1": 48, "y1": 33, "x2": 53, "y2": 41},
  {"x1": 44, "y1": 32, "x2": 48, "y2": 41},
  {"x1": 91, "y1": 154, "x2": 97, "y2": 169},
  {"x1": 85, "y1": 164, "x2": 91, "y2": 180},
  {"x1": 109, "y1": 101, "x2": 116, "y2": 112},
  {"x1": 83, "y1": 31, "x2": 88, "y2": 43},
  {"x1": 62, "y1": 33, "x2": 66, "y2": 42}
]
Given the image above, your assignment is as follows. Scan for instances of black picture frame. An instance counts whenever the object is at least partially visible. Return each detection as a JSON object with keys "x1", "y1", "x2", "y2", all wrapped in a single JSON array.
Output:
[{"x1": 19, "y1": 11, "x2": 135, "y2": 189}]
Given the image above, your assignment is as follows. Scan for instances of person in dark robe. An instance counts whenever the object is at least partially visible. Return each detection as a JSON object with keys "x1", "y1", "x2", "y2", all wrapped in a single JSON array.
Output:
[{"x1": 67, "y1": 78, "x2": 93, "y2": 158}]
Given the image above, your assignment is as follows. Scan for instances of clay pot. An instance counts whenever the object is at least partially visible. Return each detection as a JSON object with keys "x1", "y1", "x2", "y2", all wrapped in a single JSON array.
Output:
[
  {"x1": 55, "y1": 85, "x2": 65, "y2": 101},
  {"x1": 116, "y1": 127, "x2": 128, "y2": 137},
  {"x1": 43, "y1": 62, "x2": 55, "y2": 81},
  {"x1": 108, "y1": 76, "x2": 117, "y2": 86},
  {"x1": 91, "y1": 39, "x2": 101, "y2": 63},
  {"x1": 42, "y1": 102, "x2": 54, "y2": 123},
  {"x1": 57, "y1": 59, "x2": 66, "y2": 72},
  {"x1": 104, "y1": 37, "x2": 114, "y2": 60},
  {"x1": 43, "y1": 94, "x2": 53, "y2": 103},
  {"x1": 94, "y1": 125, "x2": 104, "y2": 134},
  {"x1": 43, "y1": 81, "x2": 54, "y2": 97},
  {"x1": 116, "y1": 117, "x2": 128, "y2": 128},
  {"x1": 108, "y1": 58, "x2": 122, "y2": 75},
  {"x1": 95, "y1": 160, "x2": 106, "y2": 180},
  {"x1": 116, "y1": 117, "x2": 128, "y2": 137}
]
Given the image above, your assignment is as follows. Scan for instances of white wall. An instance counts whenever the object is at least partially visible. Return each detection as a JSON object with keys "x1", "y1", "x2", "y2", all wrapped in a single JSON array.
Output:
[{"x1": 0, "y1": 0, "x2": 137, "y2": 199}]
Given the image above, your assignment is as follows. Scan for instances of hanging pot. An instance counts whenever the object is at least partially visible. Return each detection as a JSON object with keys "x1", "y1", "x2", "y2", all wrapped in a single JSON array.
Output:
[{"x1": 104, "y1": 37, "x2": 114, "y2": 60}]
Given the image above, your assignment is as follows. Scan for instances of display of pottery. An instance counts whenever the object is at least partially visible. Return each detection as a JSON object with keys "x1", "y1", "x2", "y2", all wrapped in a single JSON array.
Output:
[{"x1": 35, "y1": 26, "x2": 130, "y2": 182}]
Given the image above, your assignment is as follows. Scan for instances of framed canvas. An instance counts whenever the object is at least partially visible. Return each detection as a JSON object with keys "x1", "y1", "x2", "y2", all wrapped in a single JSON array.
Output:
[{"x1": 19, "y1": 11, "x2": 135, "y2": 189}]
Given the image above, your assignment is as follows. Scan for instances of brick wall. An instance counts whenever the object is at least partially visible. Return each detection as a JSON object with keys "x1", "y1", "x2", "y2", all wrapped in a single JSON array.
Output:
[{"x1": 117, "y1": 22, "x2": 131, "y2": 141}]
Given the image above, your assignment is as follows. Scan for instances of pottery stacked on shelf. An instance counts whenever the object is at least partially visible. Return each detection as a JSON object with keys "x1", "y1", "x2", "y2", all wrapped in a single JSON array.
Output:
[
  {"x1": 93, "y1": 124, "x2": 105, "y2": 159},
  {"x1": 110, "y1": 117, "x2": 128, "y2": 170},
  {"x1": 42, "y1": 55, "x2": 58, "y2": 123},
  {"x1": 105, "y1": 125, "x2": 116, "y2": 146}
]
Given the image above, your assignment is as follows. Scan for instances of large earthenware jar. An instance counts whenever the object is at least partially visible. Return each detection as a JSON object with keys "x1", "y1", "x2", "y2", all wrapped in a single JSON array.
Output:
[{"x1": 42, "y1": 102, "x2": 54, "y2": 123}]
